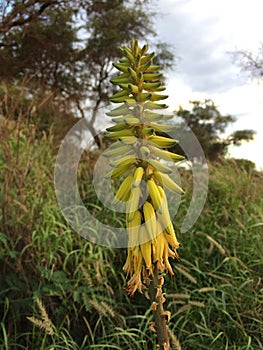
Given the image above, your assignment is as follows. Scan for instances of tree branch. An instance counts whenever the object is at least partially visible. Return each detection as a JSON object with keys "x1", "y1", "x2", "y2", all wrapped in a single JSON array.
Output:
[
  {"x1": 75, "y1": 99, "x2": 102, "y2": 149},
  {"x1": 0, "y1": 0, "x2": 59, "y2": 34}
]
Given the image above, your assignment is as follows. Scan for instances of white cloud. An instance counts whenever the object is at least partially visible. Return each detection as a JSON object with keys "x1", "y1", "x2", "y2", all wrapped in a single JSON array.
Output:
[{"x1": 156, "y1": 0, "x2": 263, "y2": 169}]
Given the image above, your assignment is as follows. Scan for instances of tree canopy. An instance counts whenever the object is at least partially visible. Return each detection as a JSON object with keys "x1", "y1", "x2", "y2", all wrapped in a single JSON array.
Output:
[
  {"x1": 172, "y1": 99, "x2": 255, "y2": 162},
  {"x1": 0, "y1": 0, "x2": 174, "y2": 145}
]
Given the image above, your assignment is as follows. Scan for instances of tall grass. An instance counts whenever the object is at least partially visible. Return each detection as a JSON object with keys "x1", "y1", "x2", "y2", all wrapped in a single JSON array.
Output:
[{"x1": 0, "y1": 119, "x2": 262, "y2": 349}]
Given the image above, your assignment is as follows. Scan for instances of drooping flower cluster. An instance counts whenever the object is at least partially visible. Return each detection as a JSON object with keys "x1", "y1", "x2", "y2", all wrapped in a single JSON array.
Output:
[{"x1": 104, "y1": 40, "x2": 184, "y2": 295}]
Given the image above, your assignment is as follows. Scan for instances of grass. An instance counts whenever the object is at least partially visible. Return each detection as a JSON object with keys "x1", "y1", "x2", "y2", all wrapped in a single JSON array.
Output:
[{"x1": 0, "y1": 120, "x2": 263, "y2": 349}]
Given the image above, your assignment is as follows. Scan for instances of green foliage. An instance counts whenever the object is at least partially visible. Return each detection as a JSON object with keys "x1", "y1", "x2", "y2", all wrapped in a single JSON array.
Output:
[
  {"x1": 167, "y1": 159, "x2": 263, "y2": 349},
  {"x1": 1, "y1": 6, "x2": 77, "y2": 88},
  {"x1": 0, "y1": 0, "x2": 174, "y2": 142},
  {"x1": 228, "y1": 130, "x2": 255, "y2": 145},
  {"x1": 175, "y1": 99, "x2": 255, "y2": 161},
  {"x1": 0, "y1": 122, "x2": 263, "y2": 349}
]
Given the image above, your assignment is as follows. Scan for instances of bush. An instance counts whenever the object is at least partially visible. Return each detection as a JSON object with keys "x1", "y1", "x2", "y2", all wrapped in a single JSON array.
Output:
[{"x1": 0, "y1": 123, "x2": 262, "y2": 349}]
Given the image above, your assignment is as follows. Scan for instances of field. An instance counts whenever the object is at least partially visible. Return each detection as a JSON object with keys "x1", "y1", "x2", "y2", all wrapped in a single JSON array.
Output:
[{"x1": 0, "y1": 122, "x2": 263, "y2": 349}]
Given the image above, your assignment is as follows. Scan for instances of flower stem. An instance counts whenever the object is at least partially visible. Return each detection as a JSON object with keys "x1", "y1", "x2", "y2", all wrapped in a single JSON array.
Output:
[{"x1": 149, "y1": 266, "x2": 170, "y2": 350}]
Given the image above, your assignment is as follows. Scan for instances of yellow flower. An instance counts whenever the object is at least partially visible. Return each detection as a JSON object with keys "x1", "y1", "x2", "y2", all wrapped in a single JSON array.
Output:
[{"x1": 106, "y1": 40, "x2": 183, "y2": 295}]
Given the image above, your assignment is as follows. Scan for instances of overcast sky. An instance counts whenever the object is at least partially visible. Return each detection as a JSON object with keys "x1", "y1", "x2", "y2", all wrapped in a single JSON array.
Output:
[{"x1": 153, "y1": 0, "x2": 263, "y2": 169}]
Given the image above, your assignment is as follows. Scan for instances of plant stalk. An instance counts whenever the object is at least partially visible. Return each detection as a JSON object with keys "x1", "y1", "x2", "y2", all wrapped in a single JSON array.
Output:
[{"x1": 149, "y1": 266, "x2": 170, "y2": 350}]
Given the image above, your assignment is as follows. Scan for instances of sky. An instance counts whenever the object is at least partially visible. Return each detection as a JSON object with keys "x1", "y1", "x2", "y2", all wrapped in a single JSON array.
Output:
[{"x1": 153, "y1": 0, "x2": 263, "y2": 169}]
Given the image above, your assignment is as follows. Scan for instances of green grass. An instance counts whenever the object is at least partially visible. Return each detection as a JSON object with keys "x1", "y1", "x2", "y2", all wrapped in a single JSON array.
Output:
[{"x1": 0, "y1": 122, "x2": 262, "y2": 349}]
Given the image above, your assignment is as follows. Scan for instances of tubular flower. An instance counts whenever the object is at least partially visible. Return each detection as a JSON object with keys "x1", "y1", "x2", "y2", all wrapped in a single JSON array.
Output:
[{"x1": 105, "y1": 40, "x2": 184, "y2": 296}]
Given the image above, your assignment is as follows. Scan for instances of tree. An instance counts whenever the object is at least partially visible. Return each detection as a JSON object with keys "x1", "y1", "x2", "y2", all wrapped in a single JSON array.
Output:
[
  {"x1": 172, "y1": 99, "x2": 255, "y2": 162},
  {"x1": 0, "y1": 0, "x2": 175, "y2": 147},
  {"x1": 74, "y1": 0, "x2": 157, "y2": 147},
  {"x1": 72, "y1": 0, "x2": 175, "y2": 148},
  {"x1": 0, "y1": 1, "x2": 82, "y2": 133},
  {"x1": 233, "y1": 43, "x2": 263, "y2": 79},
  {"x1": 0, "y1": 1, "x2": 64, "y2": 36}
]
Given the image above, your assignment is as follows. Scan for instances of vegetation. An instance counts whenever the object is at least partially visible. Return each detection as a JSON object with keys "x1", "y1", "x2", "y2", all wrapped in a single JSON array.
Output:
[
  {"x1": 234, "y1": 43, "x2": 263, "y2": 79},
  {"x1": 104, "y1": 40, "x2": 184, "y2": 349},
  {"x1": 0, "y1": 116, "x2": 262, "y2": 349},
  {"x1": 1, "y1": 3, "x2": 262, "y2": 349},
  {"x1": 0, "y1": 0, "x2": 174, "y2": 145},
  {"x1": 174, "y1": 99, "x2": 255, "y2": 161}
]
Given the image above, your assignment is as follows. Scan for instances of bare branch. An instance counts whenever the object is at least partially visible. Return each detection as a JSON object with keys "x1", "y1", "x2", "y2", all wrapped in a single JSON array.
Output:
[{"x1": 232, "y1": 43, "x2": 263, "y2": 79}]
